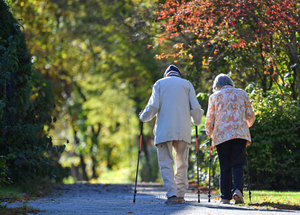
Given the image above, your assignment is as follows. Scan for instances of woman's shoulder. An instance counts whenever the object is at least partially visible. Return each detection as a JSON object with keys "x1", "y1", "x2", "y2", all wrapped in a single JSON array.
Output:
[
  {"x1": 209, "y1": 90, "x2": 221, "y2": 101},
  {"x1": 233, "y1": 88, "x2": 248, "y2": 95}
]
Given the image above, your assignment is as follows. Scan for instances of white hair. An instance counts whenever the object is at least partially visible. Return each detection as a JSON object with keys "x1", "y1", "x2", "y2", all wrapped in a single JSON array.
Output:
[{"x1": 212, "y1": 73, "x2": 235, "y2": 92}]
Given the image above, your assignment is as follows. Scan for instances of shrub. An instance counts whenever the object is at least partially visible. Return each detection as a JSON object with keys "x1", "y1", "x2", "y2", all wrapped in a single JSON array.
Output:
[
  {"x1": 0, "y1": 1, "x2": 69, "y2": 184},
  {"x1": 0, "y1": 156, "x2": 11, "y2": 187},
  {"x1": 247, "y1": 85, "x2": 300, "y2": 190}
]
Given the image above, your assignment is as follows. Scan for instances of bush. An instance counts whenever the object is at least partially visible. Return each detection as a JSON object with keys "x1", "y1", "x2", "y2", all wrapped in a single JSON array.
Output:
[
  {"x1": 0, "y1": 156, "x2": 11, "y2": 187},
  {"x1": 0, "y1": 1, "x2": 69, "y2": 184},
  {"x1": 247, "y1": 85, "x2": 300, "y2": 190}
]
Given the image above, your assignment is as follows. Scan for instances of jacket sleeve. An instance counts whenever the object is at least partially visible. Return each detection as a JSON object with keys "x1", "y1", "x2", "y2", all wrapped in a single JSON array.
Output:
[
  {"x1": 139, "y1": 82, "x2": 160, "y2": 122},
  {"x1": 189, "y1": 82, "x2": 204, "y2": 126},
  {"x1": 244, "y1": 92, "x2": 256, "y2": 127},
  {"x1": 205, "y1": 96, "x2": 215, "y2": 138}
]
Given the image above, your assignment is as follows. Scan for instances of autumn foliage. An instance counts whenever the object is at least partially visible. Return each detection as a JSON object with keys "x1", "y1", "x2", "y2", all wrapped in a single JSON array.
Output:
[{"x1": 156, "y1": 0, "x2": 300, "y2": 99}]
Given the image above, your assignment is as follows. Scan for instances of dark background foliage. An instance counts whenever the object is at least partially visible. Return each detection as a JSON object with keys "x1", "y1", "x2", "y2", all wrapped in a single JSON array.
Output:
[
  {"x1": 0, "y1": 1, "x2": 69, "y2": 185},
  {"x1": 247, "y1": 86, "x2": 300, "y2": 190}
]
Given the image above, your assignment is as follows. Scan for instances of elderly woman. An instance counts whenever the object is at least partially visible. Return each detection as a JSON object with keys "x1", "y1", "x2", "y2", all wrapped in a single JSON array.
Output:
[{"x1": 205, "y1": 74, "x2": 255, "y2": 204}]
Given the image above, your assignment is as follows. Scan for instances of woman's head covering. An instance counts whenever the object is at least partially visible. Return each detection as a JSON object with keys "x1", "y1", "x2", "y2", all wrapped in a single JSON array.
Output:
[
  {"x1": 164, "y1": 64, "x2": 182, "y2": 78},
  {"x1": 213, "y1": 73, "x2": 235, "y2": 92}
]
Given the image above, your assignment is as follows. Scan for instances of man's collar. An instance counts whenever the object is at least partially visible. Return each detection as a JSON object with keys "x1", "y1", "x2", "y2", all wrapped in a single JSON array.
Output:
[{"x1": 166, "y1": 74, "x2": 181, "y2": 77}]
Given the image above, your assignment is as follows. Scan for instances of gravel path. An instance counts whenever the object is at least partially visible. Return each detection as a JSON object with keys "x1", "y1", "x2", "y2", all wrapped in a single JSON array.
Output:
[{"x1": 3, "y1": 183, "x2": 299, "y2": 215}]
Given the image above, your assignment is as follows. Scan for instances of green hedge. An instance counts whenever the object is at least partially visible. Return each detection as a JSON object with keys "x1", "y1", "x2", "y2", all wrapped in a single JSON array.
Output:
[
  {"x1": 248, "y1": 86, "x2": 300, "y2": 190},
  {"x1": 0, "y1": 1, "x2": 68, "y2": 185}
]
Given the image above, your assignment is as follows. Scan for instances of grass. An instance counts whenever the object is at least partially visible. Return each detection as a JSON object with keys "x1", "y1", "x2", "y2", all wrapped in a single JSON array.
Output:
[
  {"x1": 0, "y1": 186, "x2": 24, "y2": 203},
  {"x1": 0, "y1": 204, "x2": 42, "y2": 215},
  {"x1": 193, "y1": 182, "x2": 300, "y2": 210},
  {"x1": 0, "y1": 179, "x2": 54, "y2": 215},
  {"x1": 212, "y1": 189, "x2": 300, "y2": 210},
  {"x1": 0, "y1": 184, "x2": 39, "y2": 215},
  {"x1": 243, "y1": 190, "x2": 300, "y2": 210}
]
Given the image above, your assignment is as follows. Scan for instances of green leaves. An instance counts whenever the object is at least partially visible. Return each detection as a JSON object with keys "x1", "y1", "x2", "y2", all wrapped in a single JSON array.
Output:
[
  {"x1": 0, "y1": 1, "x2": 69, "y2": 184},
  {"x1": 248, "y1": 86, "x2": 300, "y2": 189},
  {"x1": 0, "y1": 156, "x2": 11, "y2": 187},
  {"x1": 197, "y1": 92, "x2": 209, "y2": 100},
  {"x1": 4, "y1": 0, "x2": 163, "y2": 182}
]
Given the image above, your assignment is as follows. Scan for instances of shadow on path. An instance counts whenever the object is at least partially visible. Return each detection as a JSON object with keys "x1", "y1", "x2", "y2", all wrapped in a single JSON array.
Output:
[{"x1": 3, "y1": 183, "x2": 299, "y2": 215}]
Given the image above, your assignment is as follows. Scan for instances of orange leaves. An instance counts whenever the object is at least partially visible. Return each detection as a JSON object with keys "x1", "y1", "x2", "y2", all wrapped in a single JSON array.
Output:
[
  {"x1": 231, "y1": 39, "x2": 247, "y2": 49},
  {"x1": 174, "y1": 43, "x2": 184, "y2": 49},
  {"x1": 157, "y1": 10, "x2": 166, "y2": 20},
  {"x1": 213, "y1": 49, "x2": 219, "y2": 55},
  {"x1": 147, "y1": 44, "x2": 153, "y2": 49},
  {"x1": 156, "y1": 0, "x2": 300, "y2": 63},
  {"x1": 155, "y1": 42, "x2": 185, "y2": 60}
]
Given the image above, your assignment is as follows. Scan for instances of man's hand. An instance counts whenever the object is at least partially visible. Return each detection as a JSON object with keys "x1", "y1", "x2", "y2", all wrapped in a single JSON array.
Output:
[{"x1": 139, "y1": 110, "x2": 144, "y2": 117}]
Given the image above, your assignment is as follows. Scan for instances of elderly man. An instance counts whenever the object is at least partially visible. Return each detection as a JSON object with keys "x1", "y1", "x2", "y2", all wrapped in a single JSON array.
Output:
[{"x1": 139, "y1": 65, "x2": 204, "y2": 205}]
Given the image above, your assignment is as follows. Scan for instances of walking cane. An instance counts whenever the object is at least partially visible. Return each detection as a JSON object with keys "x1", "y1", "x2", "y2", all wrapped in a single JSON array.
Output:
[
  {"x1": 245, "y1": 150, "x2": 251, "y2": 202},
  {"x1": 208, "y1": 138, "x2": 212, "y2": 202},
  {"x1": 195, "y1": 126, "x2": 200, "y2": 203},
  {"x1": 133, "y1": 121, "x2": 143, "y2": 203}
]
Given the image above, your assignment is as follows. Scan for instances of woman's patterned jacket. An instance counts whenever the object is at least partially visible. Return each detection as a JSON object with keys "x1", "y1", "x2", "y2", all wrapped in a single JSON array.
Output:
[{"x1": 205, "y1": 85, "x2": 256, "y2": 147}]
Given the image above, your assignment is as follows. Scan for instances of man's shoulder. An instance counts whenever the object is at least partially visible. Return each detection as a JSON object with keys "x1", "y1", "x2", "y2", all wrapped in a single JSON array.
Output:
[
  {"x1": 159, "y1": 77, "x2": 191, "y2": 84},
  {"x1": 154, "y1": 77, "x2": 193, "y2": 92},
  {"x1": 155, "y1": 77, "x2": 165, "y2": 83}
]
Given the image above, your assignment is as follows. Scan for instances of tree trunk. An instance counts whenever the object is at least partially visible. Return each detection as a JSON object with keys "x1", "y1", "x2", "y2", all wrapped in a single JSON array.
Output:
[
  {"x1": 79, "y1": 154, "x2": 89, "y2": 181},
  {"x1": 286, "y1": 32, "x2": 300, "y2": 100},
  {"x1": 73, "y1": 129, "x2": 89, "y2": 181},
  {"x1": 295, "y1": 66, "x2": 300, "y2": 100},
  {"x1": 90, "y1": 124, "x2": 101, "y2": 179},
  {"x1": 91, "y1": 156, "x2": 97, "y2": 179},
  {"x1": 71, "y1": 164, "x2": 80, "y2": 181}
]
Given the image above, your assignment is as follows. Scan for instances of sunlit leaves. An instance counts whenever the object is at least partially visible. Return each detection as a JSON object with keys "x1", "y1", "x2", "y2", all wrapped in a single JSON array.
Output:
[
  {"x1": 9, "y1": 0, "x2": 164, "y2": 181},
  {"x1": 156, "y1": 0, "x2": 300, "y2": 99},
  {"x1": 157, "y1": 0, "x2": 299, "y2": 57}
]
